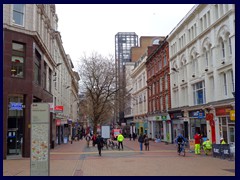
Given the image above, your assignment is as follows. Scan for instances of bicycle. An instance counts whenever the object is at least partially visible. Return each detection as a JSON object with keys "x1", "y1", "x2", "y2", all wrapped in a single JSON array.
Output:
[{"x1": 178, "y1": 142, "x2": 186, "y2": 157}]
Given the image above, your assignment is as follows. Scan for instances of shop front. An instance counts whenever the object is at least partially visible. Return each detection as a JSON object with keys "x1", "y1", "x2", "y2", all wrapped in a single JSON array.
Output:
[
  {"x1": 215, "y1": 106, "x2": 235, "y2": 144},
  {"x1": 135, "y1": 119, "x2": 148, "y2": 135},
  {"x1": 189, "y1": 110, "x2": 207, "y2": 139},
  {"x1": 161, "y1": 115, "x2": 172, "y2": 143},
  {"x1": 7, "y1": 96, "x2": 25, "y2": 157},
  {"x1": 147, "y1": 115, "x2": 162, "y2": 140},
  {"x1": 170, "y1": 111, "x2": 184, "y2": 141}
]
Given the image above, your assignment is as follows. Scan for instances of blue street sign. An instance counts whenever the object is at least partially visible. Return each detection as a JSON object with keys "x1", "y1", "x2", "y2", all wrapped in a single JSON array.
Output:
[{"x1": 9, "y1": 102, "x2": 23, "y2": 110}]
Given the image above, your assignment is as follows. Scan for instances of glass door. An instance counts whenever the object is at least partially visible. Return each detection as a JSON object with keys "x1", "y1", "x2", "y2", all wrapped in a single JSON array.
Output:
[{"x1": 228, "y1": 126, "x2": 235, "y2": 143}]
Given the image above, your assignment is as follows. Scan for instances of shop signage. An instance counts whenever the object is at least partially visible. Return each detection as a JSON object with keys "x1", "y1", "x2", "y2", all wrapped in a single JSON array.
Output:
[
  {"x1": 9, "y1": 102, "x2": 23, "y2": 110},
  {"x1": 189, "y1": 110, "x2": 205, "y2": 118},
  {"x1": 56, "y1": 119, "x2": 61, "y2": 126},
  {"x1": 215, "y1": 107, "x2": 232, "y2": 116},
  {"x1": 170, "y1": 112, "x2": 183, "y2": 119},
  {"x1": 162, "y1": 116, "x2": 167, "y2": 121},
  {"x1": 155, "y1": 116, "x2": 160, "y2": 120},
  {"x1": 230, "y1": 110, "x2": 235, "y2": 121},
  {"x1": 54, "y1": 106, "x2": 64, "y2": 113}
]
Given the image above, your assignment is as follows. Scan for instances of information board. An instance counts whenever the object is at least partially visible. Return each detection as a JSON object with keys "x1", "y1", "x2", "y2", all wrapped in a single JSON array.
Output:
[
  {"x1": 101, "y1": 126, "x2": 110, "y2": 139},
  {"x1": 30, "y1": 103, "x2": 50, "y2": 176}
]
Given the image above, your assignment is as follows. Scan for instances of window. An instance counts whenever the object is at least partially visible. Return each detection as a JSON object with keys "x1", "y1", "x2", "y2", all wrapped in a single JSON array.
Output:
[
  {"x1": 221, "y1": 40, "x2": 225, "y2": 58},
  {"x1": 49, "y1": 69, "x2": 52, "y2": 93},
  {"x1": 160, "y1": 96, "x2": 163, "y2": 111},
  {"x1": 229, "y1": 38, "x2": 232, "y2": 55},
  {"x1": 160, "y1": 78, "x2": 163, "y2": 92},
  {"x1": 34, "y1": 49, "x2": 41, "y2": 85},
  {"x1": 11, "y1": 42, "x2": 25, "y2": 78},
  {"x1": 163, "y1": 52, "x2": 167, "y2": 66},
  {"x1": 205, "y1": 51, "x2": 209, "y2": 67},
  {"x1": 164, "y1": 74, "x2": 168, "y2": 90},
  {"x1": 192, "y1": 56, "x2": 198, "y2": 75},
  {"x1": 223, "y1": 73, "x2": 227, "y2": 96},
  {"x1": 13, "y1": 4, "x2": 24, "y2": 26},
  {"x1": 193, "y1": 81, "x2": 206, "y2": 105},
  {"x1": 43, "y1": 62, "x2": 47, "y2": 89},
  {"x1": 159, "y1": 60, "x2": 162, "y2": 70},
  {"x1": 165, "y1": 94, "x2": 168, "y2": 111},
  {"x1": 230, "y1": 70, "x2": 234, "y2": 92}
]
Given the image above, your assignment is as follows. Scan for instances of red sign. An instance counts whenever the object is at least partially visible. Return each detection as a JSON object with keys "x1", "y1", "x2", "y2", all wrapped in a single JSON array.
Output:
[
  {"x1": 56, "y1": 119, "x2": 61, "y2": 126},
  {"x1": 206, "y1": 113, "x2": 213, "y2": 121},
  {"x1": 215, "y1": 107, "x2": 232, "y2": 116},
  {"x1": 54, "y1": 106, "x2": 64, "y2": 113}
]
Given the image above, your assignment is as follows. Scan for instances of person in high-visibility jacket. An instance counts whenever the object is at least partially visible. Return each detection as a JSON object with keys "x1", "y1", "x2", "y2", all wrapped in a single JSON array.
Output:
[
  {"x1": 117, "y1": 133, "x2": 124, "y2": 150},
  {"x1": 220, "y1": 137, "x2": 226, "y2": 144},
  {"x1": 202, "y1": 138, "x2": 212, "y2": 155}
]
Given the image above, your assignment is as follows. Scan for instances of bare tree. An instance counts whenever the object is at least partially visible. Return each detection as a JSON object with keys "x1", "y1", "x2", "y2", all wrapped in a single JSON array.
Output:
[{"x1": 77, "y1": 52, "x2": 118, "y2": 133}]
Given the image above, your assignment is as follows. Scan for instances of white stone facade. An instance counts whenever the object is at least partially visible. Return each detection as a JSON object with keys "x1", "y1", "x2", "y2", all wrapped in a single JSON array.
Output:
[{"x1": 168, "y1": 4, "x2": 235, "y2": 143}]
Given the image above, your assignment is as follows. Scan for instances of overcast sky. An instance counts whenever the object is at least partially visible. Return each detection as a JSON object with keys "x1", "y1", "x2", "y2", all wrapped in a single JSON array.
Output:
[{"x1": 55, "y1": 4, "x2": 195, "y2": 68}]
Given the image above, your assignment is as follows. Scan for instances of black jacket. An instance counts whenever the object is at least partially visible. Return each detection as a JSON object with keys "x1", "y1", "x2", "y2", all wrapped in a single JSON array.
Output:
[{"x1": 138, "y1": 135, "x2": 144, "y2": 143}]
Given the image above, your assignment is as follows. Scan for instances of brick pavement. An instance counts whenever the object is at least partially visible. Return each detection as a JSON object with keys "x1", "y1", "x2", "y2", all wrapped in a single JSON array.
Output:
[{"x1": 3, "y1": 138, "x2": 235, "y2": 176}]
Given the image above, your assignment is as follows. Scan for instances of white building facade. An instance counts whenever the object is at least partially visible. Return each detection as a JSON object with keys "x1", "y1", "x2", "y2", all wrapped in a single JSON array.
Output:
[
  {"x1": 168, "y1": 4, "x2": 235, "y2": 145},
  {"x1": 131, "y1": 52, "x2": 149, "y2": 136}
]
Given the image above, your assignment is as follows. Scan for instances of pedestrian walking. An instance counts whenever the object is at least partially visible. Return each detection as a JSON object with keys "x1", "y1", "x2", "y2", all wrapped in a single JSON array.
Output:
[
  {"x1": 96, "y1": 133, "x2": 104, "y2": 156},
  {"x1": 194, "y1": 133, "x2": 202, "y2": 155},
  {"x1": 144, "y1": 135, "x2": 150, "y2": 151},
  {"x1": 129, "y1": 133, "x2": 132, "y2": 141},
  {"x1": 92, "y1": 134, "x2": 97, "y2": 147},
  {"x1": 69, "y1": 134, "x2": 73, "y2": 144},
  {"x1": 138, "y1": 134, "x2": 144, "y2": 151},
  {"x1": 117, "y1": 133, "x2": 124, "y2": 150},
  {"x1": 133, "y1": 132, "x2": 136, "y2": 141},
  {"x1": 85, "y1": 134, "x2": 91, "y2": 147}
]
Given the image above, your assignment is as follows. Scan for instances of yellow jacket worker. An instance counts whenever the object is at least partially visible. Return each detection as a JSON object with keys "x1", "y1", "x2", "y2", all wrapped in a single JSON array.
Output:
[
  {"x1": 220, "y1": 137, "x2": 226, "y2": 144},
  {"x1": 117, "y1": 134, "x2": 124, "y2": 150},
  {"x1": 202, "y1": 138, "x2": 212, "y2": 155}
]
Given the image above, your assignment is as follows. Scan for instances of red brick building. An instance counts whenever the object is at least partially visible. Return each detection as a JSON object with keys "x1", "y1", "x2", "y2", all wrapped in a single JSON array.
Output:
[{"x1": 145, "y1": 38, "x2": 172, "y2": 142}]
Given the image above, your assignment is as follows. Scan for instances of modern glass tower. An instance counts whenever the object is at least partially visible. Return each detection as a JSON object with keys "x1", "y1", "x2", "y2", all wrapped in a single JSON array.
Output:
[{"x1": 115, "y1": 32, "x2": 138, "y2": 125}]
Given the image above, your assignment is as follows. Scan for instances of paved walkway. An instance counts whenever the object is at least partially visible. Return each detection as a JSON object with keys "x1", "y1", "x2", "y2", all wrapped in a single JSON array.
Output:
[{"x1": 3, "y1": 138, "x2": 235, "y2": 176}]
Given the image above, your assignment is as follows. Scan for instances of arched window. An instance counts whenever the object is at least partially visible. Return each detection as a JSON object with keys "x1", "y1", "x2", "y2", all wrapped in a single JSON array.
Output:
[
  {"x1": 223, "y1": 73, "x2": 227, "y2": 96},
  {"x1": 221, "y1": 40, "x2": 225, "y2": 58}
]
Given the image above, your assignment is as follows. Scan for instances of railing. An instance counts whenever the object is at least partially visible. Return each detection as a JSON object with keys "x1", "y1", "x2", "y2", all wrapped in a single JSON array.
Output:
[{"x1": 212, "y1": 144, "x2": 234, "y2": 161}]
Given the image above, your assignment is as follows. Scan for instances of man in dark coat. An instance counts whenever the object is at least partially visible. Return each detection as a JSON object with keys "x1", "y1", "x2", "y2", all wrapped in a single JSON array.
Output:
[{"x1": 96, "y1": 134, "x2": 104, "y2": 156}]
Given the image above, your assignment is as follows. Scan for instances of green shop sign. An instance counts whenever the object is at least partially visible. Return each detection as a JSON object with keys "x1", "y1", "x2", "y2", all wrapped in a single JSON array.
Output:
[{"x1": 162, "y1": 116, "x2": 167, "y2": 120}]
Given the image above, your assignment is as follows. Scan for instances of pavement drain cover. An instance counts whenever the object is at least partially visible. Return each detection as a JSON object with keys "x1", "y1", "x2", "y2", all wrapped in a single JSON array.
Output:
[{"x1": 222, "y1": 169, "x2": 235, "y2": 173}]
